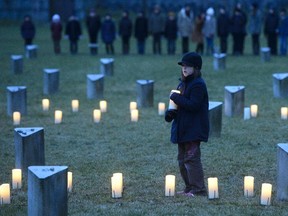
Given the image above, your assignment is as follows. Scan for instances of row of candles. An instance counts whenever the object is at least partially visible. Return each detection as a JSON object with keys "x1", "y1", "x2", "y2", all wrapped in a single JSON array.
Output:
[{"x1": 244, "y1": 104, "x2": 288, "y2": 120}]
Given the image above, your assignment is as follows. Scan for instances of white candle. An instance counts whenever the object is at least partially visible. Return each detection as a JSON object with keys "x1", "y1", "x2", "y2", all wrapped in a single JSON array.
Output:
[
  {"x1": 113, "y1": 173, "x2": 123, "y2": 193},
  {"x1": 13, "y1": 111, "x2": 21, "y2": 125},
  {"x1": 165, "y1": 175, "x2": 175, "y2": 196},
  {"x1": 244, "y1": 107, "x2": 251, "y2": 120},
  {"x1": 67, "y1": 171, "x2": 73, "y2": 192},
  {"x1": 0, "y1": 184, "x2": 11, "y2": 204},
  {"x1": 261, "y1": 183, "x2": 272, "y2": 205},
  {"x1": 158, "y1": 102, "x2": 165, "y2": 116},
  {"x1": 54, "y1": 110, "x2": 62, "y2": 124},
  {"x1": 93, "y1": 109, "x2": 101, "y2": 123},
  {"x1": 130, "y1": 102, "x2": 137, "y2": 111},
  {"x1": 100, "y1": 100, "x2": 107, "y2": 113},
  {"x1": 168, "y1": 90, "x2": 180, "y2": 110},
  {"x1": 250, "y1": 104, "x2": 258, "y2": 117},
  {"x1": 71, "y1": 100, "x2": 79, "y2": 112},
  {"x1": 42, "y1": 99, "x2": 50, "y2": 111},
  {"x1": 208, "y1": 177, "x2": 219, "y2": 199},
  {"x1": 281, "y1": 107, "x2": 288, "y2": 120},
  {"x1": 244, "y1": 176, "x2": 254, "y2": 197},
  {"x1": 131, "y1": 109, "x2": 139, "y2": 122},
  {"x1": 12, "y1": 169, "x2": 22, "y2": 189},
  {"x1": 111, "y1": 174, "x2": 123, "y2": 198}
]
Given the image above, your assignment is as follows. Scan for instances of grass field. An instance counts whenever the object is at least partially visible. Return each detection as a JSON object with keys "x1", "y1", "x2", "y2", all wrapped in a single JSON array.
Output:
[{"x1": 0, "y1": 22, "x2": 288, "y2": 215}]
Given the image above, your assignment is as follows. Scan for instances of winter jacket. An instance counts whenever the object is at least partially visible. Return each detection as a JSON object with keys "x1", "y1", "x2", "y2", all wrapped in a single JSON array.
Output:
[
  {"x1": 278, "y1": 16, "x2": 288, "y2": 37},
  {"x1": 202, "y1": 16, "x2": 216, "y2": 38},
  {"x1": 164, "y1": 18, "x2": 177, "y2": 40},
  {"x1": 177, "y1": 8, "x2": 193, "y2": 37},
  {"x1": 149, "y1": 12, "x2": 165, "y2": 34},
  {"x1": 101, "y1": 19, "x2": 116, "y2": 43},
  {"x1": 65, "y1": 19, "x2": 82, "y2": 41},
  {"x1": 249, "y1": 10, "x2": 262, "y2": 34},
  {"x1": 86, "y1": 15, "x2": 101, "y2": 37},
  {"x1": 50, "y1": 22, "x2": 62, "y2": 41},
  {"x1": 264, "y1": 13, "x2": 279, "y2": 35},
  {"x1": 119, "y1": 17, "x2": 133, "y2": 37},
  {"x1": 192, "y1": 16, "x2": 205, "y2": 43},
  {"x1": 21, "y1": 20, "x2": 35, "y2": 40},
  {"x1": 217, "y1": 13, "x2": 230, "y2": 37},
  {"x1": 134, "y1": 16, "x2": 148, "y2": 40},
  {"x1": 230, "y1": 13, "x2": 247, "y2": 34}
]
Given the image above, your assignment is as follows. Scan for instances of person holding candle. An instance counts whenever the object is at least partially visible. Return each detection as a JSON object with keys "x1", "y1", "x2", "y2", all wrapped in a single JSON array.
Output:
[{"x1": 165, "y1": 52, "x2": 209, "y2": 197}]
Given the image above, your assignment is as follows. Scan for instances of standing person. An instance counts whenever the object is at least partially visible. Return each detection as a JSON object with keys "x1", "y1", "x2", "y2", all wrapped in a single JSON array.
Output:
[
  {"x1": 164, "y1": 11, "x2": 177, "y2": 55},
  {"x1": 134, "y1": 11, "x2": 148, "y2": 55},
  {"x1": 86, "y1": 8, "x2": 101, "y2": 55},
  {"x1": 149, "y1": 4, "x2": 165, "y2": 54},
  {"x1": 217, "y1": 7, "x2": 230, "y2": 54},
  {"x1": 249, "y1": 3, "x2": 262, "y2": 55},
  {"x1": 50, "y1": 14, "x2": 62, "y2": 54},
  {"x1": 20, "y1": 15, "x2": 36, "y2": 46},
  {"x1": 192, "y1": 11, "x2": 205, "y2": 55},
  {"x1": 278, "y1": 8, "x2": 288, "y2": 56},
  {"x1": 165, "y1": 52, "x2": 209, "y2": 197},
  {"x1": 65, "y1": 15, "x2": 82, "y2": 54},
  {"x1": 119, "y1": 10, "x2": 133, "y2": 55},
  {"x1": 264, "y1": 7, "x2": 279, "y2": 55},
  {"x1": 202, "y1": 7, "x2": 216, "y2": 55},
  {"x1": 177, "y1": 5, "x2": 194, "y2": 53},
  {"x1": 101, "y1": 14, "x2": 116, "y2": 55}
]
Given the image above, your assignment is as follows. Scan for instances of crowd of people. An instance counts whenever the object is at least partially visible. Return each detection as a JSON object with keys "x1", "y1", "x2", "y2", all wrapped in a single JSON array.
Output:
[{"x1": 20, "y1": 3, "x2": 288, "y2": 56}]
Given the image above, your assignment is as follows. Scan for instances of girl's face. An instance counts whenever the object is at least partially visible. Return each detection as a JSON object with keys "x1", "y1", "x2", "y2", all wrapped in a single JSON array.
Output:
[{"x1": 181, "y1": 65, "x2": 194, "y2": 77}]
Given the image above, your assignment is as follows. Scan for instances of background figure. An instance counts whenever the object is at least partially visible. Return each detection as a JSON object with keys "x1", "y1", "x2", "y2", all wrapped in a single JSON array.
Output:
[
  {"x1": 50, "y1": 14, "x2": 62, "y2": 54},
  {"x1": 101, "y1": 14, "x2": 116, "y2": 55},
  {"x1": 164, "y1": 11, "x2": 177, "y2": 55},
  {"x1": 119, "y1": 10, "x2": 133, "y2": 55},
  {"x1": 264, "y1": 8, "x2": 279, "y2": 55},
  {"x1": 20, "y1": 15, "x2": 36, "y2": 46},
  {"x1": 134, "y1": 11, "x2": 148, "y2": 55},
  {"x1": 279, "y1": 8, "x2": 288, "y2": 56},
  {"x1": 177, "y1": 5, "x2": 193, "y2": 53},
  {"x1": 249, "y1": 3, "x2": 262, "y2": 55},
  {"x1": 217, "y1": 7, "x2": 230, "y2": 54},
  {"x1": 86, "y1": 8, "x2": 101, "y2": 55},
  {"x1": 202, "y1": 7, "x2": 216, "y2": 55},
  {"x1": 192, "y1": 11, "x2": 205, "y2": 55},
  {"x1": 149, "y1": 5, "x2": 165, "y2": 54},
  {"x1": 65, "y1": 15, "x2": 82, "y2": 54}
]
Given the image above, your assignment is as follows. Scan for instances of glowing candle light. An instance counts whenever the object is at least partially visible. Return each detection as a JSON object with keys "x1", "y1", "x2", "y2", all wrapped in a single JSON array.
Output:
[
  {"x1": 158, "y1": 102, "x2": 166, "y2": 116},
  {"x1": 67, "y1": 171, "x2": 73, "y2": 192},
  {"x1": 13, "y1": 111, "x2": 21, "y2": 125},
  {"x1": 100, "y1": 100, "x2": 107, "y2": 113},
  {"x1": 12, "y1": 169, "x2": 22, "y2": 189},
  {"x1": 260, "y1": 183, "x2": 272, "y2": 206},
  {"x1": 244, "y1": 176, "x2": 254, "y2": 197},
  {"x1": 165, "y1": 175, "x2": 175, "y2": 196},
  {"x1": 281, "y1": 107, "x2": 288, "y2": 120},
  {"x1": 244, "y1": 107, "x2": 251, "y2": 120},
  {"x1": 168, "y1": 90, "x2": 180, "y2": 110},
  {"x1": 54, "y1": 110, "x2": 62, "y2": 124},
  {"x1": 111, "y1": 173, "x2": 123, "y2": 198},
  {"x1": 131, "y1": 109, "x2": 139, "y2": 122},
  {"x1": 42, "y1": 99, "x2": 50, "y2": 111},
  {"x1": 208, "y1": 177, "x2": 219, "y2": 199},
  {"x1": 113, "y1": 173, "x2": 123, "y2": 193},
  {"x1": 250, "y1": 104, "x2": 258, "y2": 117},
  {"x1": 130, "y1": 102, "x2": 137, "y2": 112},
  {"x1": 71, "y1": 100, "x2": 79, "y2": 112},
  {"x1": 93, "y1": 109, "x2": 101, "y2": 123},
  {"x1": 0, "y1": 184, "x2": 11, "y2": 205}
]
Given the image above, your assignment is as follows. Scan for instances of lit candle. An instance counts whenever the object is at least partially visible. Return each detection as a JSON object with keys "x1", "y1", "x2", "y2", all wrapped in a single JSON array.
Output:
[
  {"x1": 168, "y1": 90, "x2": 180, "y2": 110},
  {"x1": 244, "y1": 107, "x2": 251, "y2": 120},
  {"x1": 158, "y1": 102, "x2": 166, "y2": 116},
  {"x1": 113, "y1": 173, "x2": 123, "y2": 193},
  {"x1": 165, "y1": 175, "x2": 175, "y2": 196},
  {"x1": 12, "y1": 169, "x2": 22, "y2": 189},
  {"x1": 260, "y1": 183, "x2": 272, "y2": 205},
  {"x1": 111, "y1": 174, "x2": 123, "y2": 198},
  {"x1": 100, "y1": 100, "x2": 107, "y2": 112},
  {"x1": 67, "y1": 171, "x2": 73, "y2": 192},
  {"x1": 281, "y1": 107, "x2": 288, "y2": 120},
  {"x1": 42, "y1": 99, "x2": 50, "y2": 111},
  {"x1": 71, "y1": 100, "x2": 79, "y2": 112},
  {"x1": 208, "y1": 177, "x2": 219, "y2": 199},
  {"x1": 0, "y1": 184, "x2": 11, "y2": 205},
  {"x1": 54, "y1": 110, "x2": 62, "y2": 124},
  {"x1": 131, "y1": 109, "x2": 139, "y2": 122},
  {"x1": 250, "y1": 104, "x2": 258, "y2": 117},
  {"x1": 244, "y1": 176, "x2": 254, "y2": 197},
  {"x1": 130, "y1": 101, "x2": 137, "y2": 112},
  {"x1": 93, "y1": 109, "x2": 101, "y2": 123},
  {"x1": 13, "y1": 111, "x2": 21, "y2": 125}
]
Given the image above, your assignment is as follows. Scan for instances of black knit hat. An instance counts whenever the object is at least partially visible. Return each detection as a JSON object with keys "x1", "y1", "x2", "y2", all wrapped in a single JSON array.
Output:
[{"x1": 178, "y1": 52, "x2": 202, "y2": 69}]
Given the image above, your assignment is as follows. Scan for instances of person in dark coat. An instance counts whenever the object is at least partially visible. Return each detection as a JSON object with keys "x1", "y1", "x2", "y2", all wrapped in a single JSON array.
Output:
[
  {"x1": 164, "y1": 11, "x2": 177, "y2": 55},
  {"x1": 248, "y1": 3, "x2": 262, "y2": 55},
  {"x1": 65, "y1": 15, "x2": 82, "y2": 54},
  {"x1": 134, "y1": 11, "x2": 148, "y2": 54},
  {"x1": 165, "y1": 52, "x2": 209, "y2": 197},
  {"x1": 86, "y1": 8, "x2": 101, "y2": 55},
  {"x1": 20, "y1": 15, "x2": 36, "y2": 46},
  {"x1": 264, "y1": 7, "x2": 279, "y2": 55},
  {"x1": 217, "y1": 7, "x2": 230, "y2": 53},
  {"x1": 50, "y1": 14, "x2": 62, "y2": 54},
  {"x1": 101, "y1": 14, "x2": 116, "y2": 55},
  {"x1": 119, "y1": 10, "x2": 133, "y2": 55},
  {"x1": 278, "y1": 8, "x2": 288, "y2": 56}
]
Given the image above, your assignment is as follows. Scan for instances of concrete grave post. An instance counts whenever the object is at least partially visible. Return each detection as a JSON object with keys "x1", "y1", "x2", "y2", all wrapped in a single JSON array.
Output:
[
  {"x1": 261, "y1": 47, "x2": 270, "y2": 62},
  {"x1": 6, "y1": 86, "x2": 27, "y2": 116},
  {"x1": 43, "y1": 68, "x2": 60, "y2": 95},
  {"x1": 208, "y1": 101, "x2": 223, "y2": 137},
  {"x1": 87, "y1": 74, "x2": 104, "y2": 99},
  {"x1": 213, "y1": 53, "x2": 226, "y2": 71},
  {"x1": 11, "y1": 55, "x2": 23, "y2": 74},
  {"x1": 26, "y1": 45, "x2": 38, "y2": 59},
  {"x1": 224, "y1": 86, "x2": 245, "y2": 117},
  {"x1": 277, "y1": 143, "x2": 288, "y2": 201},
  {"x1": 100, "y1": 58, "x2": 114, "y2": 76},
  {"x1": 273, "y1": 73, "x2": 288, "y2": 98},
  {"x1": 136, "y1": 80, "x2": 154, "y2": 108}
]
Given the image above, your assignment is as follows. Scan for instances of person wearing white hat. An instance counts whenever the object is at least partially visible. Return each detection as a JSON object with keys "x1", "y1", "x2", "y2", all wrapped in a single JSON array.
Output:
[
  {"x1": 202, "y1": 7, "x2": 216, "y2": 55},
  {"x1": 50, "y1": 14, "x2": 62, "y2": 54}
]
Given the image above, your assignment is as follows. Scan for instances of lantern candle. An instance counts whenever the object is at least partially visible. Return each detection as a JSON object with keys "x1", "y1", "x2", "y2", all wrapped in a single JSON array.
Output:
[
  {"x1": 100, "y1": 100, "x2": 107, "y2": 112},
  {"x1": 244, "y1": 107, "x2": 251, "y2": 120},
  {"x1": 0, "y1": 184, "x2": 11, "y2": 205},
  {"x1": 250, "y1": 104, "x2": 258, "y2": 117},
  {"x1": 111, "y1": 173, "x2": 123, "y2": 198},
  {"x1": 42, "y1": 99, "x2": 50, "y2": 111},
  {"x1": 260, "y1": 183, "x2": 272, "y2": 205},
  {"x1": 67, "y1": 171, "x2": 73, "y2": 192},
  {"x1": 165, "y1": 175, "x2": 175, "y2": 196},
  {"x1": 54, "y1": 110, "x2": 62, "y2": 124},
  {"x1": 113, "y1": 173, "x2": 123, "y2": 193},
  {"x1": 93, "y1": 109, "x2": 101, "y2": 123},
  {"x1": 281, "y1": 107, "x2": 288, "y2": 120},
  {"x1": 131, "y1": 109, "x2": 139, "y2": 122},
  {"x1": 12, "y1": 169, "x2": 22, "y2": 189},
  {"x1": 13, "y1": 111, "x2": 21, "y2": 125},
  {"x1": 168, "y1": 90, "x2": 180, "y2": 110},
  {"x1": 208, "y1": 177, "x2": 219, "y2": 199},
  {"x1": 158, "y1": 102, "x2": 166, "y2": 116},
  {"x1": 130, "y1": 102, "x2": 137, "y2": 112},
  {"x1": 71, "y1": 100, "x2": 79, "y2": 112},
  {"x1": 244, "y1": 176, "x2": 254, "y2": 197}
]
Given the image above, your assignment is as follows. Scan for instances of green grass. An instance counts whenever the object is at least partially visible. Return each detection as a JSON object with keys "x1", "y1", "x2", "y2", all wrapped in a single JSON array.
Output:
[{"x1": 1, "y1": 22, "x2": 288, "y2": 215}]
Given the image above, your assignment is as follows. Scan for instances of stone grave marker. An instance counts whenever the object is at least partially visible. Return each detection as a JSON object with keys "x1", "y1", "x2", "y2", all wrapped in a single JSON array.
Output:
[
  {"x1": 261, "y1": 47, "x2": 270, "y2": 62},
  {"x1": 26, "y1": 45, "x2": 38, "y2": 59},
  {"x1": 87, "y1": 74, "x2": 104, "y2": 99},
  {"x1": 209, "y1": 101, "x2": 223, "y2": 137},
  {"x1": 277, "y1": 143, "x2": 288, "y2": 201},
  {"x1": 136, "y1": 80, "x2": 154, "y2": 108},
  {"x1": 273, "y1": 73, "x2": 288, "y2": 98},
  {"x1": 100, "y1": 58, "x2": 114, "y2": 76},
  {"x1": 6, "y1": 86, "x2": 27, "y2": 116},
  {"x1": 224, "y1": 86, "x2": 245, "y2": 117},
  {"x1": 11, "y1": 55, "x2": 23, "y2": 74},
  {"x1": 43, "y1": 68, "x2": 60, "y2": 95},
  {"x1": 213, "y1": 53, "x2": 226, "y2": 71}
]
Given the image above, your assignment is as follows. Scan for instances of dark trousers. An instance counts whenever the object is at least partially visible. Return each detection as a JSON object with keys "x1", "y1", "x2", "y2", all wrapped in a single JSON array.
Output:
[
  {"x1": 89, "y1": 36, "x2": 98, "y2": 55},
  {"x1": 152, "y1": 33, "x2": 162, "y2": 54},
  {"x1": 53, "y1": 40, "x2": 61, "y2": 54},
  {"x1": 232, "y1": 33, "x2": 243, "y2": 55},
  {"x1": 24, "y1": 38, "x2": 33, "y2": 46},
  {"x1": 195, "y1": 43, "x2": 204, "y2": 55},
  {"x1": 136, "y1": 40, "x2": 145, "y2": 54},
  {"x1": 182, "y1": 37, "x2": 189, "y2": 54},
  {"x1": 219, "y1": 36, "x2": 228, "y2": 53},
  {"x1": 69, "y1": 40, "x2": 78, "y2": 54},
  {"x1": 167, "y1": 39, "x2": 176, "y2": 55},
  {"x1": 178, "y1": 141, "x2": 206, "y2": 193},
  {"x1": 105, "y1": 43, "x2": 114, "y2": 55},
  {"x1": 252, "y1": 34, "x2": 260, "y2": 55},
  {"x1": 121, "y1": 36, "x2": 130, "y2": 54},
  {"x1": 267, "y1": 33, "x2": 278, "y2": 55}
]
